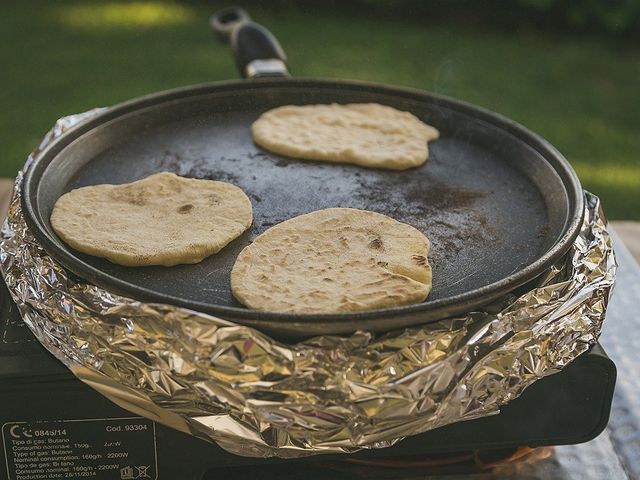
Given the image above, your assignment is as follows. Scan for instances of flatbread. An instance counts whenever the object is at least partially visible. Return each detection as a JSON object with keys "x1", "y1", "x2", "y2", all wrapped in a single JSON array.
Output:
[
  {"x1": 50, "y1": 172, "x2": 252, "y2": 267},
  {"x1": 231, "y1": 208, "x2": 432, "y2": 313},
  {"x1": 251, "y1": 103, "x2": 439, "y2": 170}
]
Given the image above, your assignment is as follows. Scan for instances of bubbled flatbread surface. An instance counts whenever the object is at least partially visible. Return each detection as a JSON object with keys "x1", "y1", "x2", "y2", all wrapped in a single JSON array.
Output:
[
  {"x1": 251, "y1": 103, "x2": 439, "y2": 170},
  {"x1": 231, "y1": 208, "x2": 432, "y2": 313},
  {"x1": 50, "y1": 172, "x2": 252, "y2": 267}
]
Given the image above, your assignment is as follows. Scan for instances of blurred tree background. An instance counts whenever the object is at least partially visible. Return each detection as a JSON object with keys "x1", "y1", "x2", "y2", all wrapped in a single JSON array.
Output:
[{"x1": 1, "y1": 0, "x2": 638, "y2": 218}]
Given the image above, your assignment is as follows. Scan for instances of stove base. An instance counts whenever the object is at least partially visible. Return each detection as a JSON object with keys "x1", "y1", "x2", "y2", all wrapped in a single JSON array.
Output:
[{"x1": 0, "y1": 281, "x2": 616, "y2": 480}]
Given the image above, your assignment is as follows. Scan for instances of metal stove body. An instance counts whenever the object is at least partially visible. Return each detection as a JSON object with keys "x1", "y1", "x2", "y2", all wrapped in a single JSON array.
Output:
[{"x1": 0, "y1": 278, "x2": 616, "y2": 480}]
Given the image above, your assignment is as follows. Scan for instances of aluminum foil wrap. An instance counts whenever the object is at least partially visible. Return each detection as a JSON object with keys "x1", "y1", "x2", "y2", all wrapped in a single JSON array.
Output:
[{"x1": 0, "y1": 111, "x2": 617, "y2": 458}]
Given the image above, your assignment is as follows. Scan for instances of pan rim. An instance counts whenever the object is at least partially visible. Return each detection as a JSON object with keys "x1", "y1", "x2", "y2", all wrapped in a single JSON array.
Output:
[{"x1": 22, "y1": 78, "x2": 584, "y2": 326}]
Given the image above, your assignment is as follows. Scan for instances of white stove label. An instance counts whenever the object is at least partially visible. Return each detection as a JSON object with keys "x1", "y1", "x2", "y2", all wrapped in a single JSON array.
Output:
[{"x1": 2, "y1": 417, "x2": 157, "y2": 480}]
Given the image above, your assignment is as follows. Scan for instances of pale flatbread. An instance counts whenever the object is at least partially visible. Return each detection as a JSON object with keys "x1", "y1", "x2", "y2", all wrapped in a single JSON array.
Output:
[
  {"x1": 51, "y1": 172, "x2": 252, "y2": 267},
  {"x1": 251, "y1": 103, "x2": 439, "y2": 170},
  {"x1": 231, "y1": 208, "x2": 432, "y2": 313}
]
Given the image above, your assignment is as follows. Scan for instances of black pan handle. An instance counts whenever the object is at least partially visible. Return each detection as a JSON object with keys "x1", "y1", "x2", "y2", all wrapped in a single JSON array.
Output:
[{"x1": 210, "y1": 8, "x2": 290, "y2": 79}]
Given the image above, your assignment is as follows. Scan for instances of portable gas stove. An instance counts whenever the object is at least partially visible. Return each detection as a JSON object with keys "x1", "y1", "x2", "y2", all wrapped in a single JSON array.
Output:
[
  {"x1": 0, "y1": 272, "x2": 616, "y2": 480},
  {"x1": 3, "y1": 6, "x2": 637, "y2": 477}
]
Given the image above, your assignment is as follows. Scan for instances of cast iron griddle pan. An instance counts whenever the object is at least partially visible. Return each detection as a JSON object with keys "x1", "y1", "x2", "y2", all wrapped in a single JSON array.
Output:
[{"x1": 21, "y1": 10, "x2": 584, "y2": 338}]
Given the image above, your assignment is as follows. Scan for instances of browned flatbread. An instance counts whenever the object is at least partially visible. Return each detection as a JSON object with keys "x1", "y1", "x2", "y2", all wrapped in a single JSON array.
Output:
[
  {"x1": 51, "y1": 172, "x2": 252, "y2": 267},
  {"x1": 231, "y1": 208, "x2": 432, "y2": 313},
  {"x1": 252, "y1": 103, "x2": 439, "y2": 170}
]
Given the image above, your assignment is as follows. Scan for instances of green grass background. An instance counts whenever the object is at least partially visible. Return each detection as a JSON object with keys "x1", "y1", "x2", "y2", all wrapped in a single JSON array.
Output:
[{"x1": 1, "y1": 1, "x2": 638, "y2": 218}]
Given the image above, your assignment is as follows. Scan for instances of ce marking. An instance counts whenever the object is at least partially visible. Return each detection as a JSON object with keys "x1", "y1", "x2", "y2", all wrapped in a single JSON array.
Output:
[{"x1": 9, "y1": 425, "x2": 32, "y2": 439}]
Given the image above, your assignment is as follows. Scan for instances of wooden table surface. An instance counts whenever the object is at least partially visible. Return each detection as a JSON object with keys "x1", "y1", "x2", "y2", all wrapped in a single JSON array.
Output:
[{"x1": 0, "y1": 179, "x2": 13, "y2": 219}]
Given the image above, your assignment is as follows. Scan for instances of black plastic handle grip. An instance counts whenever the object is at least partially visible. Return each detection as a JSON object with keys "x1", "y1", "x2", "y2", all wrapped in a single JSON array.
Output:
[{"x1": 211, "y1": 8, "x2": 289, "y2": 79}]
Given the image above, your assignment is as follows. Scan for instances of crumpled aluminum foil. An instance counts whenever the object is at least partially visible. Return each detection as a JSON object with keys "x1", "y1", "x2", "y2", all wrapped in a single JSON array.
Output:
[{"x1": 0, "y1": 111, "x2": 616, "y2": 458}]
